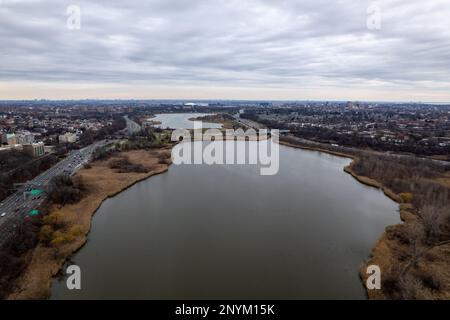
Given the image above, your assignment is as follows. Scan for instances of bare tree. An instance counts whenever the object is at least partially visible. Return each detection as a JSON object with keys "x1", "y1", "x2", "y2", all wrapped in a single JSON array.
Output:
[
  {"x1": 400, "y1": 222, "x2": 425, "y2": 276},
  {"x1": 420, "y1": 204, "x2": 448, "y2": 244}
]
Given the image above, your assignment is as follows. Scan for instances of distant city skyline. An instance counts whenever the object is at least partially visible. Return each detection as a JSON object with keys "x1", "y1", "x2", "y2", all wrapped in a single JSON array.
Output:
[
  {"x1": 1, "y1": 0, "x2": 449, "y2": 101},
  {"x1": 1, "y1": 96, "x2": 450, "y2": 105}
]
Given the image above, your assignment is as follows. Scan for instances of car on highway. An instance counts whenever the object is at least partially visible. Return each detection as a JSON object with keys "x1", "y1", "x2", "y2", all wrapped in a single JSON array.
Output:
[{"x1": 1, "y1": 212, "x2": 6, "y2": 218}]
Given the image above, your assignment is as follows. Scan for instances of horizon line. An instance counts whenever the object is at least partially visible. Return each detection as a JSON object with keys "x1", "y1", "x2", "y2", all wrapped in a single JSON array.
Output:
[{"x1": 1, "y1": 98, "x2": 450, "y2": 105}]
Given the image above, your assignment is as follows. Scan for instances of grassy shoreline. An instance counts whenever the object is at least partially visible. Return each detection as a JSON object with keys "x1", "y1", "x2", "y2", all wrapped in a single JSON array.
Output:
[
  {"x1": 278, "y1": 140, "x2": 405, "y2": 300},
  {"x1": 278, "y1": 139, "x2": 450, "y2": 299},
  {"x1": 8, "y1": 148, "x2": 172, "y2": 300},
  {"x1": 7, "y1": 137, "x2": 448, "y2": 299}
]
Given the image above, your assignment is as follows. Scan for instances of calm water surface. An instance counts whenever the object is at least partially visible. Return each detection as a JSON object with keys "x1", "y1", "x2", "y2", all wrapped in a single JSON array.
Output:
[{"x1": 51, "y1": 114, "x2": 399, "y2": 299}]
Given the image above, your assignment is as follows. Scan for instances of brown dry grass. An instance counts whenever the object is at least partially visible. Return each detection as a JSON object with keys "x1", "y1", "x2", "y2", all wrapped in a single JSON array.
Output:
[
  {"x1": 360, "y1": 230, "x2": 450, "y2": 300},
  {"x1": 280, "y1": 140, "x2": 450, "y2": 299},
  {"x1": 344, "y1": 164, "x2": 403, "y2": 204},
  {"x1": 348, "y1": 161, "x2": 450, "y2": 300},
  {"x1": 359, "y1": 233, "x2": 395, "y2": 299},
  {"x1": 8, "y1": 148, "x2": 171, "y2": 300},
  {"x1": 279, "y1": 140, "x2": 356, "y2": 160},
  {"x1": 436, "y1": 172, "x2": 450, "y2": 188}
]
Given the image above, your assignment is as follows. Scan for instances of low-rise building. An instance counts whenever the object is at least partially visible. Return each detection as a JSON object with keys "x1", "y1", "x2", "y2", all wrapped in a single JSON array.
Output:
[
  {"x1": 59, "y1": 132, "x2": 78, "y2": 144},
  {"x1": 23, "y1": 142, "x2": 45, "y2": 157},
  {"x1": 1, "y1": 133, "x2": 17, "y2": 145},
  {"x1": 16, "y1": 132, "x2": 35, "y2": 145}
]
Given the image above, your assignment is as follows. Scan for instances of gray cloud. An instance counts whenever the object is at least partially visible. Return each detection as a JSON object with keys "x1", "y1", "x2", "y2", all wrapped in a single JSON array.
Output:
[{"x1": 0, "y1": 0, "x2": 450, "y2": 99}]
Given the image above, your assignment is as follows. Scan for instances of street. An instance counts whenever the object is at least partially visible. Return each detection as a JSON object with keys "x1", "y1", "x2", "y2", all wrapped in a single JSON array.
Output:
[
  {"x1": 124, "y1": 115, "x2": 141, "y2": 135},
  {"x1": 232, "y1": 113, "x2": 265, "y2": 130},
  {"x1": 0, "y1": 140, "x2": 109, "y2": 244}
]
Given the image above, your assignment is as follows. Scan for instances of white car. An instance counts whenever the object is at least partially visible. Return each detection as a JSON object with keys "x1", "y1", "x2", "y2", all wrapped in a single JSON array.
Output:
[{"x1": 1, "y1": 212, "x2": 6, "y2": 217}]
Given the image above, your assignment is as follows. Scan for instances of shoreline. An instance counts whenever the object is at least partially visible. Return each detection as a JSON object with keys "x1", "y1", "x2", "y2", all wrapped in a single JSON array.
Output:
[
  {"x1": 188, "y1": 114, "x2": 237, "y2": 129},
  {"x1": 8, "y1": 138, "x2": 444, "y2": 299},
  {"x1": 11, "y1": 139, "x2": 390, "y2": 300},
  {"x1": 279, "y1": 140, "x2": 402, "y2": 202},
  {"x1": 278, "y1": 140, "x2": 406, "y2": 299},
  {"x1": 278, "y1": 138, "x2": 450, "y2": 299},
  {"x1": 8, "y1": 148, "x2": 172, "y2": 300}
]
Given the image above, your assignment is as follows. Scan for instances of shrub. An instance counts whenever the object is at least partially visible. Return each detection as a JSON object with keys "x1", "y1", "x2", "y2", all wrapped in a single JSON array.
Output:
[
  {"x1": 399, "y1": 193, "x2": 414, "y2": 203},
  {"x1": 39, "y1": 225, "x2": 54, "y2": 244},
  {"x1": 50, "y1": 231, "x2": 74, "y2": 247},
  {"x1": 0, "y1": 219, "x2": 40, "y2": 299},
  {"x1": 48, "y1": 174, "x2": 85, "y2": 205},
  {"x1": 420, "y1": 274, "x2": 441, "y2": 291},
  {"x1": 157, "y1": 151, "x2": 172, "y2": 165},
  {"x1": 50, "y1": 236, "x2": 67, "y2": 247},
  {"x1": 69, "y1": 225, "x2": 84, "y2": 237},
  {"x1": 42, "y1": 212, "x2": 64, "y2": 228},
  {"x1": 109, "y1": 156, "x2": 148, "y2": 173}
]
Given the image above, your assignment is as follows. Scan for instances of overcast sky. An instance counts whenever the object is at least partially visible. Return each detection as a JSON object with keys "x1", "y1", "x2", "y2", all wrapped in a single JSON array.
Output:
[{"x1": 0, "y1": 0, "x2": 449, "y2": 101}]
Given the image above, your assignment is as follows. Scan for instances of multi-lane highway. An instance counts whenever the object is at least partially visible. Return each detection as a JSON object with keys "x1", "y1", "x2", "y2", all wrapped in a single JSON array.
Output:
[
  {"x1": 124, "y1": 115, "x2": 141, "y2": 135},
  {"x1": 232, "y1": 113, "x2": 264, "y2": 130},
  {"x1": 0, "y1": 140, "x2": 109, "y2": 244}
]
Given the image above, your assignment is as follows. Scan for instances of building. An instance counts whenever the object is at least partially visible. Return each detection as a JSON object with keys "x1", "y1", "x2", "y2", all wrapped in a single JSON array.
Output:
[
  {"x1": 23, "y1": 142, "x2": 45, "y2": 157},
  {"x1": 59, "y1": 132, "x2": 78, "y2": 144},
  {"x1": 16, "y1": 132, "x2": 35, "y2": 145},
  {"x1": 1, "y1": 133, "x2": 17, "y2": 145},
  {"x1": 0, "y1": 145, "x2": 22, "y2": 152}
]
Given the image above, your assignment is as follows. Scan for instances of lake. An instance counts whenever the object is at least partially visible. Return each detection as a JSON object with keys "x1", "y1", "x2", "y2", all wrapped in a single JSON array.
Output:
[{"x1": 51, "y1": 114, "x2": 399, "y2": 299}]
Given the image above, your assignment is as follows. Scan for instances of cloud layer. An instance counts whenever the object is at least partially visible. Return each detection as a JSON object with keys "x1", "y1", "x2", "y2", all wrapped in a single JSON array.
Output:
[{"x1": 1, "y1": 0, "x2": 450, "y2": 100}]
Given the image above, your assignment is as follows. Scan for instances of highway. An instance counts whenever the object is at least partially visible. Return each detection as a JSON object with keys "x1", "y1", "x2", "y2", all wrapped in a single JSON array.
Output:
[
  {"x1": 124, "y1": 115, "x2": 141, "y2": 135},
  {"x1": 232, "y1": 113, "x2": 265, "y2": 130},
  {"x1": 0, "y1": 140, "x2": 109, "y2": 244}
]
